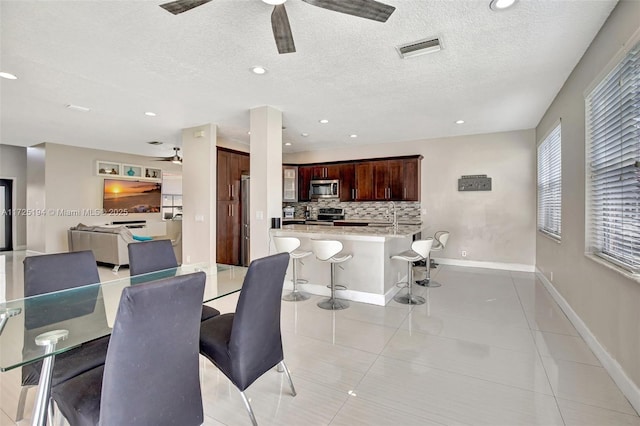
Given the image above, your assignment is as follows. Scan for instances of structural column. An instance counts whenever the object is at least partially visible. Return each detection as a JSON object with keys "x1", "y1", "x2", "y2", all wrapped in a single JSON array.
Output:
[
  {"x1": 249, "y1": 106, "x2": 282, "y2": 261},
  {"x1": 182, "y1": 124, "x2": 217, "y2": 264}
]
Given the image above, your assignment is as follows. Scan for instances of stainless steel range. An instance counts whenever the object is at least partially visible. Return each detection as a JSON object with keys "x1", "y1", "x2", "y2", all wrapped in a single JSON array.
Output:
[{"x1": 306, "y1": 207, "x2": 344, "y2": 225}]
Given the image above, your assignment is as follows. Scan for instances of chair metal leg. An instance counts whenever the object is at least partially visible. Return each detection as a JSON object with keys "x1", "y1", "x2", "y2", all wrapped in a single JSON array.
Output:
[
  {"x1": 416, "y1": 252, "x2": 442, "y2": 288},
  {"x1": 394, "y1": 260, "x2": 425, "y2": 305},
  {"x1": 239, "y1": 391, "x2": 258, "y2": 426},
  {"x1": 16, "y1": 385, "x2": 30, "y2": 422},
  {"x1": 32, "y1": 330, "x2": 68, "y2": 426},
  {"x1": 279, "y1": 361, "x2": 297, "y2": 396},
  {"x1": 318, "y1": 263, "x2": 349, "y2": 310},
  {"x1": 282, "y1": 259, "x2": 309, "y2": 302}
]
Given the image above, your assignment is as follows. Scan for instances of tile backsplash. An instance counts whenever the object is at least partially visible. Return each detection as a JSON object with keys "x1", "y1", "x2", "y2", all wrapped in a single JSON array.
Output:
[{"x1": 283, "y1": 200, "x2": 421, "y2": 223}]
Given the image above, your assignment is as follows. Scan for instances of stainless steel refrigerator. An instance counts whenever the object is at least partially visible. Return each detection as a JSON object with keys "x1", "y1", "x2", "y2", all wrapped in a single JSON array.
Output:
[{"x1": 240, "y1": 175, "x2": 250, "y2": 266}]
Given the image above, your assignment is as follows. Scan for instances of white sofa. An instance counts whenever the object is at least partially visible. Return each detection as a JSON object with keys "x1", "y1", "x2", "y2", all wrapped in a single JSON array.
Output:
[{"x1": 68, "y1": 224, "x2": 137, "y2": 272}]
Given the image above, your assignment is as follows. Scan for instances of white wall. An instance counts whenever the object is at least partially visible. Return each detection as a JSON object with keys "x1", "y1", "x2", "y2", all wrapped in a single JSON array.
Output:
[
  {"x1": 27, "y1": 143, "x2": 181, "y2": 253},
  {"x1": 536, "y1": 0, "x2": 640, "y2": 389},
  {"x1": 0, "y1": 145, "x2": 27, "y2": 249},
  {"x1": 285, "y1": 129, "x2": 536, "y2": 267}
]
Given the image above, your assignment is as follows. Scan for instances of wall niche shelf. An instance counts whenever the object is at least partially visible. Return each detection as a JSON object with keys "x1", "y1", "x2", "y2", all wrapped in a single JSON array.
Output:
[{"x1": 96, "y1": 161, "x2": 161, "y2": 181}]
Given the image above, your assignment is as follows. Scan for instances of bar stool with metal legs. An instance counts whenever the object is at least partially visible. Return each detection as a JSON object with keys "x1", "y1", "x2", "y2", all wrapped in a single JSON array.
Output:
[
  {"x1": 392, "y1": 238, "x2": 434, "y2": 305},
  {"x1": 416, "y1": 231, "x2": 449, "y2": 288},
  {"x1": 274, "y1": 236, "x2": 312, "y2": 301},
  {"x1": 311, "y1": 239, "x2": 352, "y2": 310}
]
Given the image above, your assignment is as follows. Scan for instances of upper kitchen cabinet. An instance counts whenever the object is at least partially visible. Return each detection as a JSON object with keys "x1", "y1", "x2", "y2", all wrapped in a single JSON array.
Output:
[
  {"x1": 357, "y1": 156, "x2": 422, "y2": 201},
  {"x1": 295, "y1": 155, "x2": 421, "y2": 202},
  {"x1": 217, "y1": 148, "x2": 249, "y2": 201},
  {"x1": 298, "y1": 165, "x2": 314, "y2": 201},
  {"x1": 403, "y1": 157, "x2": 421, "y2": 201},
  {"x1": 310, "y1": 164, "x2": 340, "y2": 180},
  {"x1": 354, "y1": 162, "x2": 374, "y2": 201},
  {"x1": 339, "y1": 163, "x2": 355, "y2": 201},
  {"x1": 283, "y1": 165, "x2": 298, "y2": 202}
]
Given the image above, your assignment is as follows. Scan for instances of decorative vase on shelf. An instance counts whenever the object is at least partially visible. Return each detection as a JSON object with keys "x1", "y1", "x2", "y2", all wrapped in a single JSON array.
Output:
[
  {"x1": 145, "y1": 170, "x2": 150, "y2": 178},
  {"x1": 127, "y1": 167, "x2": 135, "y2": 176}
]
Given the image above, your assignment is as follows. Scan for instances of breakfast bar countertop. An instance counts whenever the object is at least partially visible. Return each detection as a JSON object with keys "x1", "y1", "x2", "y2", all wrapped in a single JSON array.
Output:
[{"x1": 276, "y1": 223, "x2": 424, "y2": 240}]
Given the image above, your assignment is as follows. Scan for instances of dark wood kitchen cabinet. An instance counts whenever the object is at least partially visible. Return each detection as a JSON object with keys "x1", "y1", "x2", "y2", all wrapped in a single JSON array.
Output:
[
  {"x1": 372, "y1": 159, "x2": 404, "y2": 201},
  {"x1": 339, "y1": 163, "x2": 355, "y2": 201},
  {"x1": 310, "y1": 164, "x2": 340, "y2": 180},
  {"x1": 217, "y1": 148, "x2": 249, "y2": 202},
  {"x1": 216, "y1": 201, "x2": 240, "y2": 265},
  {"x1": 403, "y1": 157, "x2": 421, "y2": 201},
  {"x1": 354, "y1": 162, "x2": 374, "y2": 201},
  {"x1": 296, "y1": 155, "x2": 421, "y2": 202},
  {"x1": 216, "y1": 147, "x2": 249, "y2": 265},
  {"x1": 298, "y1": 165, "x2": 314, "y2": 201}
]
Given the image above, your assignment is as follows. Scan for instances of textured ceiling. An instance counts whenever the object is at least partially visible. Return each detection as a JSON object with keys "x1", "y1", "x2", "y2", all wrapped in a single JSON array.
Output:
[{"x1": 0, "y1": 0, "x2": 617, "y2": 157}]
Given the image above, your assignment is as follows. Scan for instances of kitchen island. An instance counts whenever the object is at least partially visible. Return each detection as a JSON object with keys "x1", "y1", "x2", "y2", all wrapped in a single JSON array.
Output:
[{"x1": 270, "y1": 224, "x2": 423, "y2": 305}]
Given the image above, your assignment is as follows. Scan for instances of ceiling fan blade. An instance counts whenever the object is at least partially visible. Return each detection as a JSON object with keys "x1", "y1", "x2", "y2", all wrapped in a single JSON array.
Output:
[
  {"x1": 271, "y1": 4, "x2": 296, "y2": 54},
  {"x1": 159, "y1": 0, "x2": 212, "y2": 15},
  {"x1": 302, "y1": 0, "x2": 395, "y2": 23}
]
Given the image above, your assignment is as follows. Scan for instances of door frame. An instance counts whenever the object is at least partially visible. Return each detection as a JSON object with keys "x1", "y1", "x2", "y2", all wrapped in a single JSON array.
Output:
[{"x1": 0, "y1": 178, "x2": 15, "y2": 251}]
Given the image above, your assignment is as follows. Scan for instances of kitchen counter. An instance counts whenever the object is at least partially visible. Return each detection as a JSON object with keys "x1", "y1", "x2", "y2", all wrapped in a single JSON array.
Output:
[
  {"x1": 279, "y1": 224, "x2": 423, "y2": 240},
  {"x1": 271, "y1": 224, "x2": 424, "y2": 305}
]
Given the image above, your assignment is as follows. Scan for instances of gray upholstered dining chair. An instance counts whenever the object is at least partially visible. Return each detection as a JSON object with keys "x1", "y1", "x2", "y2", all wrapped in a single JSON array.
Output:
[
  {"x1": 17, "y1": 251, "x2": 110, "y2": 422},
  {"x1": 128, "y1": 239, "x2": 220, "y2": 320},
  {"x1": 199, "y1": 252, "x2": 295, "y2": 426},
  {"x1": 51, "y1": 271, "x2": 206, "y2": 426}
]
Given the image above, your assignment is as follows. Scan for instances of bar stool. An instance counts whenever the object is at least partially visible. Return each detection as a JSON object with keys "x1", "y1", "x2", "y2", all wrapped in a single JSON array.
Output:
[
  {"x1": 274, "y1": 236, "x2": 312, "y2": 301},
  {"x1": 311, "y1": 239, "x2": 352, "y2": 310},
  {"x1": 417, "y1": 231, "x2": 449, "y2": 288},
  {"x1": 392, "y1": 238, "x2": 433, "y2": 305}
]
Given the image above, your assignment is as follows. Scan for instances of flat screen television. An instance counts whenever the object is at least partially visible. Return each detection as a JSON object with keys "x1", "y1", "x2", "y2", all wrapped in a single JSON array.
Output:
[{"x1": 103, "y1": 179, "x2": 161, "y2": 213}]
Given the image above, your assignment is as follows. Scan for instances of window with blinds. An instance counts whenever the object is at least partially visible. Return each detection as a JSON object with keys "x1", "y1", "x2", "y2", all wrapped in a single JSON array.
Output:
[
  {"x1": 586, "y1": 39, "x2": 640, "y2": 274},
  {"x1": 537, "y1": 124, "x2": 562, "y2": 240}
]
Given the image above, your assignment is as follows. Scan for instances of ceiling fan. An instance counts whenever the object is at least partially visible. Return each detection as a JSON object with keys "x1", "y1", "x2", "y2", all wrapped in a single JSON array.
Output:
[
  {"x1": 159, "y1": 0, "x2": 396, "y2": 54},
  {"x1": 155, "y1": 147, "x2": 183, "y2": 164}
]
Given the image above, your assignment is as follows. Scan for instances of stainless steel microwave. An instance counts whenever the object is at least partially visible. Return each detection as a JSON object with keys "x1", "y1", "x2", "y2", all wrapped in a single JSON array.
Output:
[{"x1": 310, "y1": 179, "x2": 340, "y2": 199}]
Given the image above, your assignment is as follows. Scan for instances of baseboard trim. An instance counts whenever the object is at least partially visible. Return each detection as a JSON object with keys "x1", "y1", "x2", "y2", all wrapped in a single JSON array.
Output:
[
  {"x1": 434, "y1": 257, "x2": 535, "y2": 272},
  {"x1": 536, "y1": 268, "x2": 640, "y2": 414}
]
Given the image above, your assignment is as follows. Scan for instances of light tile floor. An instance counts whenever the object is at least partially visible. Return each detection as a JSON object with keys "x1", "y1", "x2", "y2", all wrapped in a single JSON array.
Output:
[{"x1": 1, "y1": 251, "x2": 639, "y2": 425}]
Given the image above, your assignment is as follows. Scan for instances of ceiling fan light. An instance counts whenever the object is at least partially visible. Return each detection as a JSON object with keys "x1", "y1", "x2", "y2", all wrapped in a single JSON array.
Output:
[
  {"x1": 262, "y1": 0, "x2": 286, "y2": 5},
  {"x1": 171, "y1": 158, "x2": 182, "y2": 164}
]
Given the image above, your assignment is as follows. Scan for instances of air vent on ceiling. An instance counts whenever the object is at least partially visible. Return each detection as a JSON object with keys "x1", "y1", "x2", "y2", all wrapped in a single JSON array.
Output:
[
  {"x1": 147, "y1": 141, "x2": 163, "y2": 145},
  {"x1": 396, "y1": 37, "x2": 442, "y2": 59}
]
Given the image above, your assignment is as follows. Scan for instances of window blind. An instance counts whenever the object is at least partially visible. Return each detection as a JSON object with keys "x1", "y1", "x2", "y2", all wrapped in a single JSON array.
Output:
[
  {"x1": 586, "y1": 40, "x2": 640, "y2": 273},
  {"x1": 537, "y1": 124, "x2": 562, "y2": 240}
]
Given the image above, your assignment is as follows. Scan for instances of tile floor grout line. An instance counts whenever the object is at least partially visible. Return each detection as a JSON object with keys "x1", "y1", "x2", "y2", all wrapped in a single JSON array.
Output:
[
  {"x1": 326, "y1": 301, "x2": 415, "y2": 425},
  {"x1": 510, "y1": 270, "x2": 568, "y2": 426}
]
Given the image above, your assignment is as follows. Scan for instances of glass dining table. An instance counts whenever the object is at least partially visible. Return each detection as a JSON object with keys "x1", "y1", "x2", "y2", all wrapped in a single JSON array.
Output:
[{"x1": 0, "y1": 262, "x2": 247, "y2": 426}]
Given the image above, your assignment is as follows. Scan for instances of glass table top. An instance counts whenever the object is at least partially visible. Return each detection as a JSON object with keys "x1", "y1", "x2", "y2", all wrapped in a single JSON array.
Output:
[{"x1": 0, "y1": 263, "x2": 247, "y2": 371}]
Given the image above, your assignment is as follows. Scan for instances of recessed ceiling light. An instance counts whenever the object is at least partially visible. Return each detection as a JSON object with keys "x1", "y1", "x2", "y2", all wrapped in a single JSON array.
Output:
[
  {"x1": 0, "y1": 72, "x2": 17, "y2": 80},
  {"x1": 284, "y1": 142, "x2": 292, "y2": 146},
  {"x1": 301, "y1": 133, "x2": 309, "y2": 137},
  {"x1": 350, "y1": 134, "x2": 358, "y2": 138},
  {"x1": 490, "y1": 0, "x2": 517, "y2": 11},
  {"x1": 145, "y1": 111, "x2": 157, "y2": 117},
  {"x1": 65, "y1": 104, "x2": 91, "y2": 112},
  {"x1": 251, "y1": 66, "x2": 267, "y2": 75},
  {"x1": 319, "y1": 119, "x2": 329, "y2": 124},
  {"x1": 262, "y1": 0, "x2": 286, "y2": 4},
  {"x1": 247, "y1": 131, "x2": 251, "y2": 135},
  {"x1": 455, "y1": 120, "x2": 465, "y2": 124}
]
